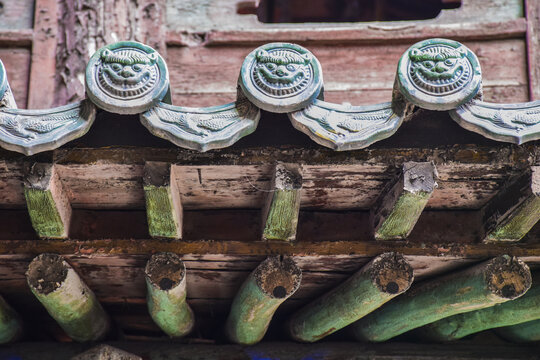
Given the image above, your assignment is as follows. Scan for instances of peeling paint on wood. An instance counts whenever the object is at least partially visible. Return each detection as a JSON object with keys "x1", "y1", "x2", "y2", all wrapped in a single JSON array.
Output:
[
  {"x1": 26, "y1": 254, "x2": 110, "y2": 342},
  {"x1": 145, "y1": 253, "x2": 194, "y2": 337},
  {"x1": 288, "y1": 253, "x2": 413, "y2": 342},
  {"x1": 225, "y1": 256, "x2": 301, "y2": 345},
  {"x1": 351, "y1": 255, "x2": 532, "y2": 342}
]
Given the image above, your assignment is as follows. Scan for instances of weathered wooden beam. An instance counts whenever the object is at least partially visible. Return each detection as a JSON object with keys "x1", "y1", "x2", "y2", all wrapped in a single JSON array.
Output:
[
  {"x1": 371, "y1": 162, "x2": 438, "y2": 240},
  {"x1": 526, "y1": 0, "x2": 540, "y2": 100},
  {"x1": 0, "y1": 295, "x2": 22, "y2": 344},
  {"x1": 482, "y1": 167, "x2": 540, "y2": 242},
  {"x1": 143, "y1": 162, "x2": 183, "y2": 239},
  {"x1": 26, "y1": 254, "x2": 110, "y2": 342},
  {"x1": 496, "y1": 318, "x2": 540, "y2": 343},
  {"x1": 288, "y1": 253, "x2": 413, "y2": 342},
  {"x1": 145, "y1": 252, "x2": 194, "y2": 337},
  {"x1": 262, "y1": 163, "x2": 302, "y2": 242},
  {"x1": 351, "y1": 255, "x2": 532, "y2": 342},
  {"x1": 419, "y1": 272, "x2": 540, "y2": 341},
  {"x1": 27, "y1": 0, "x2": 58, "y2": 109},
  {"x1": 225, "y1": 256, "x2": 302, "y2": 345},
  {"x1": 24, "y1": 163, "x2": 72, "y2": 239},
  {"x1": 71, "y1": 345, "x2": 141, "y2": 360}
]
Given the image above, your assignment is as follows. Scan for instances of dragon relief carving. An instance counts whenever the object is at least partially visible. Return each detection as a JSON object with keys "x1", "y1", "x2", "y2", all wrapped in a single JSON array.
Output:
[
  {"x1": 140, "y1": 98, "x2": 260, "y2": 151},
  {"x1": 450, "y1": 100, "x2": 540, "y2": 144},
  {"x1": 408, "y1": 45, "x2": 472, "y2": 96},
  {"x1": 289, "y1": 100, "x2": 401, "y2": 151},
  {"x1": 251, "y1": 49, "x2": 313, "y2": 98},
  {"x1": 96, "y1": 48, "x2": 159, "y2": 100},
  {"x1": 0, "y1": 101, "x2": 96, "y2": 155}
]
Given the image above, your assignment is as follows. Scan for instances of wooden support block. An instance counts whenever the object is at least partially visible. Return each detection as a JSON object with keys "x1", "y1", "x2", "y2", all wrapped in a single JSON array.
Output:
[
  {"x1": 0, "y1": 295, "x2": 22, "y2": 344},
  {"x1": 371, "y1": 162, "x2": 438, "y2": 240},
  {"x1": 288, "y1": 253, "x2": 413, "y2": 342},
  {"x1": 225, "y1": 256, "x2": 302, "y2": 345},
  {"x1": 262, "y1": 163, "x2": 302, "y2": 242},
  {"x1": 351, "y1": 255, "x2": 531, "y2": 342},
  {"x1": 496, "y1": 318, "x2": 540, "y2": 343},
  {"x1": 143, "y1": 162, "x2": 183, "y2": 239},
  {"x1": 482, "y1": 167, "x2": 540, "y2": 242},
  {"x1": 419, "y1": 272, "x2": 540, "y2": 341},
  {"x1": 71, "y1": 345, "x2": 142, "y2": 360},
  {"x1": 24, "y1": 163, "x2": 71, "y2": 239},
  {"x1": 145, "y1": 252, "x2": 194, "y2": 337},
  {"x1": 26, "y1": 254, "x2": 110, "y2": 342}
]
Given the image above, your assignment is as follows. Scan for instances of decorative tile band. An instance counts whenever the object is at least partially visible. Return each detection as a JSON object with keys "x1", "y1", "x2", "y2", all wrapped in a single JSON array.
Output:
[{"x1": 0, "y1": 38, "x2": 537, "y2": 155}]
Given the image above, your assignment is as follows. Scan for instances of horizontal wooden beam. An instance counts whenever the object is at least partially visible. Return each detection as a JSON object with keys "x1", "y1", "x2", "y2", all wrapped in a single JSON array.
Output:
[
  {"x1": 482, "y1": 167, "x2": 540, "y2": 242},
  {"x1": 72, "y1": 345, "x2": 141, "y2": 360},
  {"x1": 371, "y1": 162, "x2": 437, "y2": 240},
  {"x1": 24, "y1": 163, "x2": 72, "y2": 239},
  {"x1": 1, "y1": 341, "x2": 539, "y2": 359},
  {"x1": 0, "y1": 238, "x2": 537, "y2": 258},
  {"x1": 0, "y1": 29, "x2": 33, "y2": 46},
  {"x1": 166, "y1": 19, "x2": 527, "y2": 46}
]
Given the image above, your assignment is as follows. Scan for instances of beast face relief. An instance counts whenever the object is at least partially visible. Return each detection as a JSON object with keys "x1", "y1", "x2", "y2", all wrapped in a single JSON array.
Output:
[
  {"x1": 239, "y1": 43, "x2": 323, "y2": 113},
  {"x1": 397, "y1": 38, "x2": 481, "y2": 111},
  {"x1": 86, "y1": 41, "x2": 169, "y2": 114}
]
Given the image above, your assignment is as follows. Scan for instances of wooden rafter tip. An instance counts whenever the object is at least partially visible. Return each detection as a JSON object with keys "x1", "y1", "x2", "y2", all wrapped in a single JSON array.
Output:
[
  {"x1": 26, "y1": 254, "x2": 110, "y2": 342},
  {"x1": 145, "y1": 252, "x2": 194, "y2": 337},
  {"x1": 226, "y1": 256, "x2": 302, "y2": 345}
]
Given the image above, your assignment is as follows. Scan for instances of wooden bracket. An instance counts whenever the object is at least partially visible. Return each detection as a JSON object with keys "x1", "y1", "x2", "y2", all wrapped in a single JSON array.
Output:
[
  {"x1": 371, "y1": 161, "x2": 438, "y2": 240},
  {"x1": 143, "y1": 162, "x2": 183, "y2": 239},
  {"x1": 24, "y1": 163, "x2": 71, "y2": 239},
  {"x1": 482, "y1": 166, "x2": 540, "y2": 242},
  {"x1": 262, "y1": 163, "x2": 303, "y2": 242}
]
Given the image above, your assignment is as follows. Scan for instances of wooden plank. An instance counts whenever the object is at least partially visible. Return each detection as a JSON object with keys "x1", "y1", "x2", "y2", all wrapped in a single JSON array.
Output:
[
  {"x1": 0, "y1": 0, "x2": 34, "y2": 30},
  {"x1": 0, "y1": 48, "x2": 31, "y2": 108},
  {"x1": 27, "y1": 0, "x2": 58, "y2": 109},
  {"x1": 0, "y1": 30, "x2": 33, "y2": 46},
  {"x1": 526, "y1": 0, "x2": 540, "y2": 99},
  {"x1": 166, "y1": 0, "x2": 525, "y2": 45},
  {"x1": 167, "y1": 40, "x2": 528, "y2": 108}
]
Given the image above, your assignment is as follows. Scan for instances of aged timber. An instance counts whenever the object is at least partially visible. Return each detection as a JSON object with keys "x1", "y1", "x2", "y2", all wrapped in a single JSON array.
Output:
[
  {"x1": 371, "y1": 161, "x2": 438, "y2": 240},
  {"x1": 262, "y1": 163, "x2": 302, "y2": 242},
  {"x1": 351, "y1": 255, "x2": 532, "y2": 342},
  {"x1": 24, "y1": 163, "x2": 72, "y2": 239},
  {"x1": 26, "y1": 254, "x2": 110, "y2": 342},
  {"x1": 143, "y1": 162, "x2": 183, "y2": 239},
  {"x1": 288, "y1": 252, "x2": 413, "y2": 342},
  {"x1": 145, "y1": 253, "x2": 194, "y2": 337},
  {"x1": 419, "y1": 271, "x2": 540, "y2": 341},
  {"x1": 225, "y1": 256, "x2": 302, "y2": 345}
]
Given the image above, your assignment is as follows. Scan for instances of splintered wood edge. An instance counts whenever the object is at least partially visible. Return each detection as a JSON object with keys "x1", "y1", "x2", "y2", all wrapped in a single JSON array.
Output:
[
  {"x1": 254, "y1": 256, "x2": 302, "y2": 299},
  {"x1": 145, "y1": 252, "x2": 186, "y2": 291},
  {"x1": 485, "y1": 256, "x2": 531, "y2": 300},
  {"x1": 368, "y1": 252, "x2": 414, "y2": 295},
  {"x1": 26, "y1": 253, "x2": 69, "y2": 295}
]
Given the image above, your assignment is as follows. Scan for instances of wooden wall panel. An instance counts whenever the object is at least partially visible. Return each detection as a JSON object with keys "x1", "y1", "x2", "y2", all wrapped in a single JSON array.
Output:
[
  {"x1": 167, "y1": 39, "x2": 528, "y2": 108},
  {"x1": 0, "y1": 48, "x2": 31, "y2": 107},
  {"x1": 0, "y1": 0, "x2": 34, "y2": 30}
]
